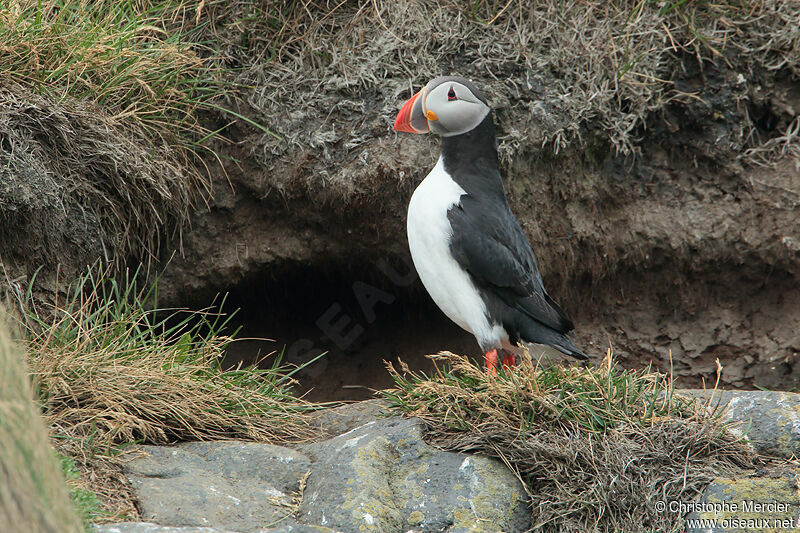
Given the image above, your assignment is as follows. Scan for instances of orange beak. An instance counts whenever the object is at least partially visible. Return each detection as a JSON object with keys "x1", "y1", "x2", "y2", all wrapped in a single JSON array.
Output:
[{"x1": 393, "y1": 89, "x2": 429, "y2": 134}]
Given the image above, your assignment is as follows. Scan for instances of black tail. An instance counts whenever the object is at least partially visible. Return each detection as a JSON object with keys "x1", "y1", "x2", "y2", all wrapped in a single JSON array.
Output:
[
  {"x1": 516, "y1": 317, "x2": 588, "y2": 360},
  {"x1": 551, "y1": 334, "x2": 588, "y2": 360}
]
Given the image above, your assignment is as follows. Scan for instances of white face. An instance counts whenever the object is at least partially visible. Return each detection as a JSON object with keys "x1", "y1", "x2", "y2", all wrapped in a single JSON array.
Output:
[{"x1": 422, "y1": 78, "x2": 491, "y2": 137}]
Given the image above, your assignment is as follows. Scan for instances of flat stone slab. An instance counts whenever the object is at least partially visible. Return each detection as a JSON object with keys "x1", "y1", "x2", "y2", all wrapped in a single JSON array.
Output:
[
  {"x1": 124, "y1": 441, "x2": 313, "y2": 532},
  {"x1": 306, "y1": 399, "x2": 391, "y2": 439},
  {"x1": 684, "y1": 390, "x2": 800, "y2": 458},
  {"x1": 119, "y1": 415, "x2": 529, "y2": 533},
  {"x1": 298, "y1": 417, "x2": 530, "y2": 533},
  {"x1": 686, "y1": 474, "x2": 800, "y2": 532}
]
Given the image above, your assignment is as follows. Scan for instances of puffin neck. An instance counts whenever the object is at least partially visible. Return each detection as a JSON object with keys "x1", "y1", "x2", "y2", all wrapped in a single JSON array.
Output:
[
  {"x1": 434, "y1": 111, "x2": 507, "y2": 197},
  {"x1": 440, "y1": 112, "x2": 503, "y2": 194}
]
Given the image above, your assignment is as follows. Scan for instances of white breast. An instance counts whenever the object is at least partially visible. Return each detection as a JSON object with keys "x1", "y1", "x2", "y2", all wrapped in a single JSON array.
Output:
[{"x1": 406, "y1": 157, "x2": 507, "y2": 351}]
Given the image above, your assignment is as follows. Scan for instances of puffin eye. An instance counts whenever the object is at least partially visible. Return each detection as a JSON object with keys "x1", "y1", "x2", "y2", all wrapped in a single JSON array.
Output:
[{"x1": 447, "y1": 87, "x2": 457, "y2": 101}]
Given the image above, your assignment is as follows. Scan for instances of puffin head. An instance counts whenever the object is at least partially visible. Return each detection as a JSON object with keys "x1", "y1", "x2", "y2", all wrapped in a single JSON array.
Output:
[{"x1": 394, "y1": 76, "x2": 490, "y2": 137}]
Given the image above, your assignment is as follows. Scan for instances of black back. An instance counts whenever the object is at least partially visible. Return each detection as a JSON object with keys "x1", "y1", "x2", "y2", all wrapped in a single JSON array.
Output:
[{"x1": 442, "y1": 112, "x2": 576, "y2": 342}]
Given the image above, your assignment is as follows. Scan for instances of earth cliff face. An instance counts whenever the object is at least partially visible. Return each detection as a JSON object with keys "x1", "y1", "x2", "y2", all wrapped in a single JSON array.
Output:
[
  {"x1": 160, "y1": 71, "x2": 799, "y2": 397},
  {"x1": 2, "y1": 1, "x2": 798, "y2": 398}
]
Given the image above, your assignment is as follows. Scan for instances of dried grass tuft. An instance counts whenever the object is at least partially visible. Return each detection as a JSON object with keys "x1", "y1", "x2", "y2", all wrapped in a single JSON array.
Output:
[
  {"x1": 0, "y1": 84, "x2": 200, "y2": 263},
  {"x1": 26, "y1": 265, "x2": 317, "y2": 447},
  {"x1": 207, "y1": 0, "x2": 800, "y2": 198},
  {"x1": 0, "y1": 316, "x2": 84, "y2": 532},
  {"x1": 20, "y1": 264, "x2": 320, "y2": 522},
  {"x1": 0, "y1": 1, "x2": 224, "y2": 269},
  {"x1": 0, "y1": 0, "x2": 217, "y2": 154},
  {"x1": 384, "y1": 349, "x2": 754, "y2": 532}
]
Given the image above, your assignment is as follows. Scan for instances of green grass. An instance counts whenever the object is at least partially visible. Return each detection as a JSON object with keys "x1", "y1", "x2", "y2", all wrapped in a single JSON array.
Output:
[
  {"x1": 26, "y1": 263, "x2": 317, "y2": 446},
  {"x1": 58, "y1": 454, "x2": 107, "y2": 528},
  {"x1": 383, "y1": 350, "x2": 704, "y2": 435},
  {"x1": 0, "y1": 0, "x2": 222, "y2": 155}
]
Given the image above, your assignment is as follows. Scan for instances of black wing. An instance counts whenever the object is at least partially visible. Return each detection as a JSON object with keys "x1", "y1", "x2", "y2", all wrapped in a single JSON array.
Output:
[{"x1": 448, "y1": 193, "x2": 574, "y2": 334}]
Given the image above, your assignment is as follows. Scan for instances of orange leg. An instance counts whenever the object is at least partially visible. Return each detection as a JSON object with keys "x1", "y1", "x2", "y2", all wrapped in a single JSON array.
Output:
[
  {"x1": 502, "y1": 354, "x2": 516, "y2": 369},
  {"x1": 485, "y1": 349, "x2": 499, "y2": 375}
]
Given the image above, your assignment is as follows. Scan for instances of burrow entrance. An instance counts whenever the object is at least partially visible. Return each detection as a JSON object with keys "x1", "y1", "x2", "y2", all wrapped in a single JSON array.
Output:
[{"x1": 220, "y1": 259, "x2": 476, "y2": 402}]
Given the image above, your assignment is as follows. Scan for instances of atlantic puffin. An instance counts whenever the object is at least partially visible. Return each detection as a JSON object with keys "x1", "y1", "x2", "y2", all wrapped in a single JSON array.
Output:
[{"x1": 394, "y1": 75, "x2": 587, "y2": 373}]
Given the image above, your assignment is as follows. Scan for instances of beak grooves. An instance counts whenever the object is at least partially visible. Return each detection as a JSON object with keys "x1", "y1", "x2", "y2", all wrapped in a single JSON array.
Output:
[{"x1": 394, "y1": 89, "x2": 428, "y2": 134}]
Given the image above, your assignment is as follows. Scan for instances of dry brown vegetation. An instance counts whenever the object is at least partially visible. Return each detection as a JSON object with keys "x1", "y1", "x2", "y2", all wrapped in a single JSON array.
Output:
[
  {"x1": 0, "y1": 318, "x2": 84, "y2": 532},
  {"x1": 0, "y1": 0, "x2": 219, "y2": 282},
  {"x1": 208, "y1": 0, "x2": 800, "y2": 198},
  {"x1": 385, "y1": 350, "x2": 754, "y2": 532},
  {"x1": 21, "y1": 266, "x2": 318, "y2": 521},
  {"x1": 0, "y1": 85, "x2": 199, "y2": 265}
]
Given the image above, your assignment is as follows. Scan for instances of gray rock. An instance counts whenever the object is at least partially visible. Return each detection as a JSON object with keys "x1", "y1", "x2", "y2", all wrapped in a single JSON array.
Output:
[
  {"x1": 299, "y1": 417, "x2": 530, "y2": 533},
  {"x1": 125, "y1": 441, "x2": 312, "y2": 532},
  {"x1": 120, "y1": 415, "x2": 529, "y2": 533},
  {"x1": 93, "y1": 524, "x2": 238, "y2": 533},
  {"x1": 118, "y1": 395, "x2": 800, "y2": 533},
  {"x1": 685, "y1": 475, "x2": 800, "y2": 532},
  {"x1": 93, "y1": 523, "x2": 334, "y2": 533},
  {"x1": 306, "y1": 399, "x2": 391, "y2": 439},
  {"x1": 684, "y1": 390, "x2": 800, "y2": 458}
]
